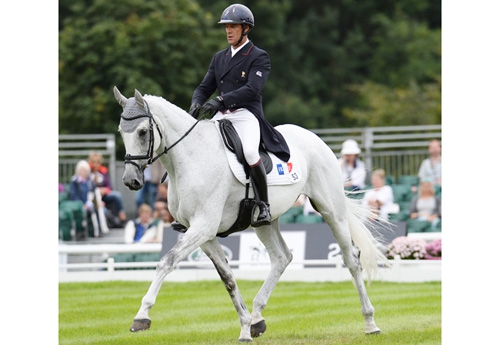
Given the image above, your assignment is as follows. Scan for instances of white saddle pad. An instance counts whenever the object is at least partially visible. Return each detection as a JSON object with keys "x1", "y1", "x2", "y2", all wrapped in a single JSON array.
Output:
[{"x1": 214, "y1": 121, "x2": 301, "y2": 185}]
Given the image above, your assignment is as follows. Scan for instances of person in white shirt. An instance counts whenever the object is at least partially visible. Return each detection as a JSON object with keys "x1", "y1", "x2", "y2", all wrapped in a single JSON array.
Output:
[
  {"x1": 362, "y1": 169, "x2": 394, "y2": 221},
  {"x1": 338, "y1": 139, "x2": 367, "y2": 191}
]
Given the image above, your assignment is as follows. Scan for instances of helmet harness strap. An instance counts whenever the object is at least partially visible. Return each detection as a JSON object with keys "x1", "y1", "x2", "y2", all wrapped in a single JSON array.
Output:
[{"x1": 234, "y1": 24, "x2": 250, "y2": 47}]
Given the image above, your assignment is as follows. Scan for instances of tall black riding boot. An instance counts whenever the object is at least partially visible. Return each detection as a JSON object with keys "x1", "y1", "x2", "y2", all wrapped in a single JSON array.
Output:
[{"x1": 249, "y1": 160, "x2": 271, "y2": 227}]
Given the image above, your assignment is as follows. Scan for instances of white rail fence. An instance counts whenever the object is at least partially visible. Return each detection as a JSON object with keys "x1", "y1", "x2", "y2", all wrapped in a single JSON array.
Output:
[{"x1": 59, "y1": 233, "x2": 441, "y2": 283}]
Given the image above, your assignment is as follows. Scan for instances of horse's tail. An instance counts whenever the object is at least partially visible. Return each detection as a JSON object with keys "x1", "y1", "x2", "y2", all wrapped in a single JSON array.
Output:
[{"x1": 345, "y1": 196, "x2": 391, "y2": 282}]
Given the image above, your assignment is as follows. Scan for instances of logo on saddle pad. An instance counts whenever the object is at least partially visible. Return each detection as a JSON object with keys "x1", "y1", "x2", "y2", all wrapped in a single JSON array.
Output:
[
  {"x1": 215, "y1": 122, "x2": 301, "y2": 186},
  {"x1": 277, "y1": 162, "x2": 294, "y2": 175}
]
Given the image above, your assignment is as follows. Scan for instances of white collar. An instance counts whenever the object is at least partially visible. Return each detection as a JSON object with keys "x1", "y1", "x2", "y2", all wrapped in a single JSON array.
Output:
[{"x1": 231, "y1": 39, "x2": 250, "y2": 57}]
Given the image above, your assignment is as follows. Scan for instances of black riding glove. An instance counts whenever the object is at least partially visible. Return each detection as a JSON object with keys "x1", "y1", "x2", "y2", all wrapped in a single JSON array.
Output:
[
  {"x1": 200, "y1": 96, "x2": 224, "y2": 117},
  {"x1": 188, "y1": 102, "x2": 202, "y2": 119}
]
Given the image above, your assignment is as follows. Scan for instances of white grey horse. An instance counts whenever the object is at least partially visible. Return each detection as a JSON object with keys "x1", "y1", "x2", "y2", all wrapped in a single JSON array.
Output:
[{"x1": 114, "y1": 87, "x2": 388, "y2": 342}]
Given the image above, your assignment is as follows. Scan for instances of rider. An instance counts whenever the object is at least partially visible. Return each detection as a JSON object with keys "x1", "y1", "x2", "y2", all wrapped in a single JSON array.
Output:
[{"x1": 189, "y1": 4, "x2": 290, "y2": 227}]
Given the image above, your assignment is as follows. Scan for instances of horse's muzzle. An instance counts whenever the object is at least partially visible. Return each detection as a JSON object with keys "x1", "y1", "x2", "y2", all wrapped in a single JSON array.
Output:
[
  {"x1": 124, "y1": 178, "x2": 143, "y2": 191},
  {"x1": 123, "y1": 167, "x2": 144, "y2": 191}
]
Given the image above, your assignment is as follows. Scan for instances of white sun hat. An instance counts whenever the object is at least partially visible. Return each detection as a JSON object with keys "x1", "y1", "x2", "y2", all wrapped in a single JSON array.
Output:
[{"x1": 341, "y1": 139, "x2": 361, "y2": 155}]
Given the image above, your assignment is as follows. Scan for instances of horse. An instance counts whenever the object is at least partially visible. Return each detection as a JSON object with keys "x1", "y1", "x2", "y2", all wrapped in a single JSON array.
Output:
[{"x1": 113, "y1": 87, "x2": 389, "y2": 342}]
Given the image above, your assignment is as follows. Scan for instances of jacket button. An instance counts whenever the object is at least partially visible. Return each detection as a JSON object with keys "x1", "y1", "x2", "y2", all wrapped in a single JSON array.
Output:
[{"x1": 221, "y1": 80, "x2": 224, "y2": 84}]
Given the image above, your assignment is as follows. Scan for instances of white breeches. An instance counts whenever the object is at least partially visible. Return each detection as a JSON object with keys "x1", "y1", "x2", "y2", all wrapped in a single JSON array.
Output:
[{"x1": 212, "y1": 108, "x2": 261, "y2": 166}]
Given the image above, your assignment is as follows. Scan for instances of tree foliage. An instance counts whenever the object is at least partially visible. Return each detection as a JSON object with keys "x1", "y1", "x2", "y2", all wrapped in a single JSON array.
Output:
[
  {"x1": 59, "y1": 0, "x2": 441, "y2": 143},
  {"x1": 59, "y1": 0, "x2": 222, "y2": 136}
]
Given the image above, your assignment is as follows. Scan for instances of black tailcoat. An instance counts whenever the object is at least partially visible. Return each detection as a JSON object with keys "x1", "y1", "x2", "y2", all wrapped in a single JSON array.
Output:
[{"x1": 192, "y1": 41, "x2": 290, "y2": 162}]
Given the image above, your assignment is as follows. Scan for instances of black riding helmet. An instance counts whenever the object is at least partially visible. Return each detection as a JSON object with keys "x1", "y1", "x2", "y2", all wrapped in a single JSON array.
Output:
[{"x1": 218, "y1": 4, "x2": 254, "y2": 46}]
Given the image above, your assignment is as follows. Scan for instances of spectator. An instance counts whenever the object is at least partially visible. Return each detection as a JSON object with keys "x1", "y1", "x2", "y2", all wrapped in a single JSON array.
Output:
[
  {"x1": 141, "y1": 203, "x2": 175, "y2": 243},
  {"x1": 418, "y1": 139, "x2": 441, "y2": 187},
  {"x1": 88, "y1": 151, "x2": 127, "y2": 228},
  {"x1": 362, "y1": 169, "x2": 394, "y2": 221},
  {"x1": 124, "y1": 204, "x2": 159, "y2": 243},
  {"x1": 338, "y1": 139, "x2": 366, "y2": 191},
  {"x1": 408, "y1": 179, "x2": 441, "y2": 229},
  {"x1": 69, "y1": 160, "x2": 95, "y2": 213},
  {"x1": 153, "y1": 181, "x2": 169, "y2": 218},
  {"x1": 135, "y1": 159, "x2": 166, "y2": 209}
]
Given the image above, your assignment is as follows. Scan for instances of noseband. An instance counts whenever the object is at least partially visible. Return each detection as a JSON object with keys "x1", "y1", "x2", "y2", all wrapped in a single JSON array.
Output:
[{"x1": 120, "y1": 99, "x2": 206, "y2": 182}]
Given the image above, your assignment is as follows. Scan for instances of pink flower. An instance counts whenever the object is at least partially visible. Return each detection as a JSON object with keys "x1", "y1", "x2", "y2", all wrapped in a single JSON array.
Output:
[
  {"x1": 425, "y1": 239, "x2": 442, "y2": 259},
  {"x1": 386, "y1": 236, "x2": 427, "y2": 260}
]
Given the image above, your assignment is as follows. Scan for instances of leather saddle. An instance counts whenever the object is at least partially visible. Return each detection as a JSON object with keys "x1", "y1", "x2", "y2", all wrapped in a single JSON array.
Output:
[{"x1": 172, "y1": 119, "x2": 273, "y2": 237}]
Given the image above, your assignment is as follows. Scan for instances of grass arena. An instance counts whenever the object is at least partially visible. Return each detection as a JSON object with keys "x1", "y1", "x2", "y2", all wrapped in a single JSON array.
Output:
[{"x1": 59, "y1": 280, "x2": 441, "y2": 344}]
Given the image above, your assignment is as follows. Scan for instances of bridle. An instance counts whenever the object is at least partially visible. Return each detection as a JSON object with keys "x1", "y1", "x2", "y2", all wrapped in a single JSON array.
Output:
[{"x1": 120, "y1": 99, "x2": 206, "y2": 182}]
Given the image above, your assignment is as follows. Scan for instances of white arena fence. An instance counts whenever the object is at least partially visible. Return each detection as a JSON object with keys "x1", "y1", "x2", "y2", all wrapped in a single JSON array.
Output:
[{"x1": 59, "y1": 233, "x2": 441, "y2": 283}]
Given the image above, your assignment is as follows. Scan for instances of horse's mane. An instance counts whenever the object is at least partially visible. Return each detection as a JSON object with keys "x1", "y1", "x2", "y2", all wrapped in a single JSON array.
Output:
[{"x1": 143, "y1": 94, "x2": 190, "y2": 120}]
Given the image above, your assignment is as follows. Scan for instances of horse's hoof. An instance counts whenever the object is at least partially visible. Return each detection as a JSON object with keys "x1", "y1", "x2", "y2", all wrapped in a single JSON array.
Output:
[
  {"x1": 250, "y1": 320, "x2": 267, "y2": 338},
  {"x1": 238, "y1": 338, "x2": 253, "y2": 343},
  {"x1": 366, "y1": 329, "x2": 381, "y2": 335},
  {"x1": 130, "y1": 318, "x2": 151, "y2": 332}
]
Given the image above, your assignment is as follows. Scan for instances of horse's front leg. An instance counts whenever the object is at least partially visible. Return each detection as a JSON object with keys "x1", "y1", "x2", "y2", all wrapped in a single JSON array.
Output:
[
  {"x1": 201, "y1": 239, "x2": 253, "y2": 342},
  {"x1": 130, "y1": 225, "x2": 214, "y2": 332}
]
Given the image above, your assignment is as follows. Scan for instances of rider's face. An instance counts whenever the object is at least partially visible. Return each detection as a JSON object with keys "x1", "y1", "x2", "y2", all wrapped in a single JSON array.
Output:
[{"x1": 225, "y1": 24, "x2": 246, "y2": 47}]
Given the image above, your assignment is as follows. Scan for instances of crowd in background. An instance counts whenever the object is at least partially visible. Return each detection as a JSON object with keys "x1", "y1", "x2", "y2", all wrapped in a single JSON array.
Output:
[
  {"x1": 60, "y1": 151, "x2": 174, "y2": 242},
  {"x1": 294, "y1": 138, "x2": 441, "y2": 231},
  {"x1": 60, "y1": 138, "x2": 441, "y2": 242}
]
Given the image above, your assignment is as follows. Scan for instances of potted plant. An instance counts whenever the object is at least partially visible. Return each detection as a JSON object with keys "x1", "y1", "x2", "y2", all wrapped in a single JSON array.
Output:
[{"x1": 386, "y1": 236, "x2": 427, "y2": 260}]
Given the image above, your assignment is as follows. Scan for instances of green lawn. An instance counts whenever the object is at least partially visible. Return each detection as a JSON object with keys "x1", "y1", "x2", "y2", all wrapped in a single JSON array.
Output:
[{"x1": 59, "y1": 280, "x2": 441, "y2": 344}]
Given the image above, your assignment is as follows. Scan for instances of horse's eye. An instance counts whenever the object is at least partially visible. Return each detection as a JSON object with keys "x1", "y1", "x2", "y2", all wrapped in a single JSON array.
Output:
[{"x1": 138, "y1": 128, "x2": 148, "y2": 137}]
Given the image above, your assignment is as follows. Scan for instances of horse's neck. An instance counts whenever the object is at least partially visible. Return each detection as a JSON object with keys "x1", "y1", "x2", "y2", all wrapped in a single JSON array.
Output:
[
  {"x1": 149, "y1": 97, "x2": 195, "y2": 139},
  {"x1": 150, "y1": 98, "x2": 221, "y2": 177}
]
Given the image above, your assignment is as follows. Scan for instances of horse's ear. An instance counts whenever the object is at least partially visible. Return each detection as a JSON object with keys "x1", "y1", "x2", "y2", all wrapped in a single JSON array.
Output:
[
  {"x1": 134, "y1": 89, "x2": 145, "y2": 108},
  {"x1": 113, "y1": 86, "x2": 128, "y2": 108}
]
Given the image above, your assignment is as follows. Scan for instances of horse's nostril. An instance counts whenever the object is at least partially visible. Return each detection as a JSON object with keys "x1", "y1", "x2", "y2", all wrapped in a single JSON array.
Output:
[{"x1": 124, "y1": 179, "x2": 142, "y2": 191}]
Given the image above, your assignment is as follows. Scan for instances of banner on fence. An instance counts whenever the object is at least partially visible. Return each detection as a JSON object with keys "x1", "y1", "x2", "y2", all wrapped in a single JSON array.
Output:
[{"x1": 160, "y1": 222, "x2": 406, "y2": 267}]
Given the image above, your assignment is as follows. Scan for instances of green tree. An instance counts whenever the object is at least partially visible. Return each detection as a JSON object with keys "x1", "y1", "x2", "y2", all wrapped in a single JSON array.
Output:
[
  {"x1": 342, "y1": 76, "x2": 441, "y2": 127},
  {"x1": 59, "y1": 0, "x2": 441, "y2": 139},
  {"x1": 59, "y1": 0, "x2": 222, "y2": 139}
]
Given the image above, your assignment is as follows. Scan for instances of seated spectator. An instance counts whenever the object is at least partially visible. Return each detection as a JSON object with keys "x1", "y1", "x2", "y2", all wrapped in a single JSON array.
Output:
[
  {"x1": 418, "y1": 139, "x2": 441, "y2": 187},
  {"x1": 338, "y1": 139, "x2": 366, "y2": 191},
  {"x1": 408, "y1": 179, "x2": 441, "y2": 229},
  {"x1": 124, "y1": 204, "x2": 160, "y2": 243},
  {"x1": 362, "y1": 169, "x2": 394, "y2": 221},
  {"x1": 88, "y1": 150, "x2": 127, "y2": 228},
  {"x1": 141, "y1": 203, "x2": 175, "y2": 243},
  {"x1": 153, "y1": 180, "x2": 169, "y2": 218},
  {"x1": 69, "y1": 160, "x2": 96, "y2": 213}
]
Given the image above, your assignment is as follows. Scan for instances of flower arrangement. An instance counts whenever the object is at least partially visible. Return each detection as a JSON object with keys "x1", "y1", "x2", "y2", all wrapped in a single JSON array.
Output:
[
  {"x1": 425, "y1": 239, "x2": 442, "y2": 260},
  {"x1": 386, "y1": 236, "x2": 427, "y2": 260}
]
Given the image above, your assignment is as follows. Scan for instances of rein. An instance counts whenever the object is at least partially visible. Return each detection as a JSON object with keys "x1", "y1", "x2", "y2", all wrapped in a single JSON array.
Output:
[{"x1": 121, "y1": 100, "x2": 208, "y2": 183}]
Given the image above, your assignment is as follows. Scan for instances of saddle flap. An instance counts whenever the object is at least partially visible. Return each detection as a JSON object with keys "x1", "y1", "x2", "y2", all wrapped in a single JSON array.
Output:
[{"x1": 218, "y1": 119, "x2": 272, "y2": 174}]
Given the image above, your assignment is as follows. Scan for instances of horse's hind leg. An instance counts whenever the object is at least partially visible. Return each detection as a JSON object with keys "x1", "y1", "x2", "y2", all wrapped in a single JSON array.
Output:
[
  {"x1": 250, "y1": 219, "x2": 293, "y2": 337},
  {"x1": 200, "y1": 239, "x2": 253, "y2": 342},
  {"x1": 340, "y1": 239, "x2": 380, "y2": 334},
  {"x1": 312, "y1": 195, "x2": 381, "y2": 334}
]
